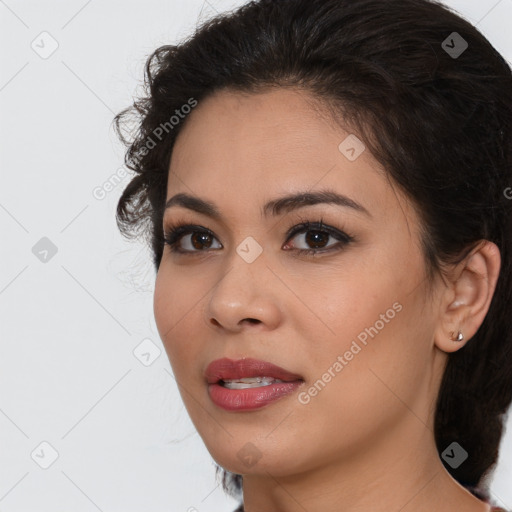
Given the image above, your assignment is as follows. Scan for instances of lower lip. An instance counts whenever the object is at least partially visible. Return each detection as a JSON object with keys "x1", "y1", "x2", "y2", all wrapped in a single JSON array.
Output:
[{"x1": 208, "y1": 381, "x2": 304, "y2": 411}]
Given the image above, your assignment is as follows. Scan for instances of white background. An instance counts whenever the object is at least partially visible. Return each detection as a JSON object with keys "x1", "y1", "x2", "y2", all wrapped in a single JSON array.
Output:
[{"x1": 1, "y1": 1, "x2": 511, "y2": 511}]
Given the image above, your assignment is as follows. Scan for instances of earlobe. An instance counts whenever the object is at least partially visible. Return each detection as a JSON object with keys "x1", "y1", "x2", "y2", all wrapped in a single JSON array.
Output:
[
  {"x1": 450, "y1": 330, "x2": 464, "y2": 342},
  {"x1": 434, "y1": 240, "x2": 501, "y2": 354}
]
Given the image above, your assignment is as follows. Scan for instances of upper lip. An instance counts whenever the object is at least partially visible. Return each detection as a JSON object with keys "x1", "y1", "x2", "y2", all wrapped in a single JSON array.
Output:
[{"x1": 205, "y1": 358, "x2": 304, "y2": 384}]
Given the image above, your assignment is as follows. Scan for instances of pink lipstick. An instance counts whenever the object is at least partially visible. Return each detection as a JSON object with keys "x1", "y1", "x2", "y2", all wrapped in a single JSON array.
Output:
[{"x1": 205, "y1": 357, "x2": 304, "y2": 411}]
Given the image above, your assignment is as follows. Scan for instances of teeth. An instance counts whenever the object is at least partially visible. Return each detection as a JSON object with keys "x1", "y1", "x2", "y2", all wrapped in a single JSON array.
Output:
[{"x1": 221, "y1": 376, "x2": 284, "y2": 389}]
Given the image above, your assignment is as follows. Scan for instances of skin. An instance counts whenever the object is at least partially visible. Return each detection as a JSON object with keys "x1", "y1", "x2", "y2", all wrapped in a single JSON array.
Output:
[{"x1": 153, "y1": 87, "x2": 501, "y2": 512}]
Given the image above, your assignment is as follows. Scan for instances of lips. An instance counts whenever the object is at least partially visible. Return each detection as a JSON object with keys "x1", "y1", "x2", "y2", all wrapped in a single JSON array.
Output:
[{"x1": 205, "y1": 357, "x2": 304, "y2": 385}]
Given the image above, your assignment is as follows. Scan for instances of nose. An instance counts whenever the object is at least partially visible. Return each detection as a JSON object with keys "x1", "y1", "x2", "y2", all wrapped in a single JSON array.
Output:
[{"x1": 204, "y1": 251, "x2": 282, "y2": 333}]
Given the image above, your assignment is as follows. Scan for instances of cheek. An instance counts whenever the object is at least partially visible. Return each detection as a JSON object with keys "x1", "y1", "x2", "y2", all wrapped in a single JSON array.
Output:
[
  {"x1": 292, "y1": 249, "x2": 431, "y2": 401},
  {"x1": 153, "y1": 269, "x2": 205, "y2": 369},
  {"x1": 153, "y1": 271, "x2": 176, "y2": 342},
  {"x1": 287, "y1": 257, "x2": 403, "y2": 366},
  {"x1": 298, "y1": 281, "x2": 433, "y2": 433}
]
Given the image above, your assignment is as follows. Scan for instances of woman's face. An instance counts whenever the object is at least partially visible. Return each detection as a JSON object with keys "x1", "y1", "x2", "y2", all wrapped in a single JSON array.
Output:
[{"x1": 153, "y1": 88, "x2": 447, "y2": 476}]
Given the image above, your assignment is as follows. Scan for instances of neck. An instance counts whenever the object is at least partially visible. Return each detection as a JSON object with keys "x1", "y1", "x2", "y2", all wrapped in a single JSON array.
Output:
[{"x1": 241, "y1": 411, "x2": 491, "y2": 512}]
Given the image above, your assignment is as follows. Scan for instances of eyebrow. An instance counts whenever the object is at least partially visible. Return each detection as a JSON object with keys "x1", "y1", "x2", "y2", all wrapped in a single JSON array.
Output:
[{"x1": 164, "y1": 189, "x2": 371, "y2": 219}]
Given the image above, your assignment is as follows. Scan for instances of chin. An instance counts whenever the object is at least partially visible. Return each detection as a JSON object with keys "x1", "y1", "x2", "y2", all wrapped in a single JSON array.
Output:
[{"x1": 204, "y1": 436, "x2": 312, "y2": 478}]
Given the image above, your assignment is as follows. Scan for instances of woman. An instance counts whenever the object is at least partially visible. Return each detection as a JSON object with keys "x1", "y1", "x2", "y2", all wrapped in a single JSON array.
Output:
[{"x1": 113, "y1": 0, "x2": 512, "y2": 510}]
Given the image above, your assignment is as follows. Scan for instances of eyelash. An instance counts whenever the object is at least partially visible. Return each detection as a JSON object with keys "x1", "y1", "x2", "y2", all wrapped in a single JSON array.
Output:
[{"x1": 162, "y1": 217, "x2": 355, "y2": 257}]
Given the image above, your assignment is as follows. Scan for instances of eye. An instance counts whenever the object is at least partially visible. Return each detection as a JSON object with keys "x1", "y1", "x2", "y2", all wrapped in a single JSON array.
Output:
[
  {"x1": 283, "y1": 220, "x2": 353, "y2": 255},
  {"x1": 162, "y1": 219, "x2": 354, "y2": 256},
  {"x1": 163, "y1": 224, "x2": 222, "y2": 254}
]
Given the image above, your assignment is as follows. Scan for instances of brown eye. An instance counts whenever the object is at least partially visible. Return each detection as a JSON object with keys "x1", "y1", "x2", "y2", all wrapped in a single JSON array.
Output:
[
  {"x1": 287, "y1": 229, "x2": 338, "y2": 251},
  {"x1": 190, "y1": 232, "x2": 215, "y2": 250},
  {"x1": 284, "y1": 221, "x2": 354, "y2": 255},
  {"x1": 303, "y1": 230, "x2": 331, "y2": 249},
  {"x1": 163, "y1": 224, "x2": 222, "y2": 253},
  {"x1": 163, "y1": 220, "x2": 353, "y2": 256}
]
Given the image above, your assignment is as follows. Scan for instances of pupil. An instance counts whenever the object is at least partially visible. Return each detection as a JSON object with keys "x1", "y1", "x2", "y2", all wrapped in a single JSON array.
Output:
[
  {"x1": 192, "y1": 232, "x2": 212, "y2": 250},
  {"x1": 306, "y1": 231, "x2": 328, "y2": 248}
]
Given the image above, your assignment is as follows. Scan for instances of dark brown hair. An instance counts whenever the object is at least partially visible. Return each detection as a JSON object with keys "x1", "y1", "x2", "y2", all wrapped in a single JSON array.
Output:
[{"x1": 113, "y1": 0, "x2": 512, "y2": 507}]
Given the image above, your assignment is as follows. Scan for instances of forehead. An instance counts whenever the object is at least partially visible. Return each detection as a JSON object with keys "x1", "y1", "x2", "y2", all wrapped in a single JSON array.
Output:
[
  {"x1": 170, "y1": 88, "x2": 334, "y2": 172},
  {"x1": 166, "y1": 87, "x2": 406, "y2": 221}
]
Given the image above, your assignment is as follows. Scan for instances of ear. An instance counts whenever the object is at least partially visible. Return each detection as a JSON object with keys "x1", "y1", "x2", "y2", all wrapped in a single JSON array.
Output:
[{"x1": 434, "y1": 240, "x2": 501, "y2": 353}]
